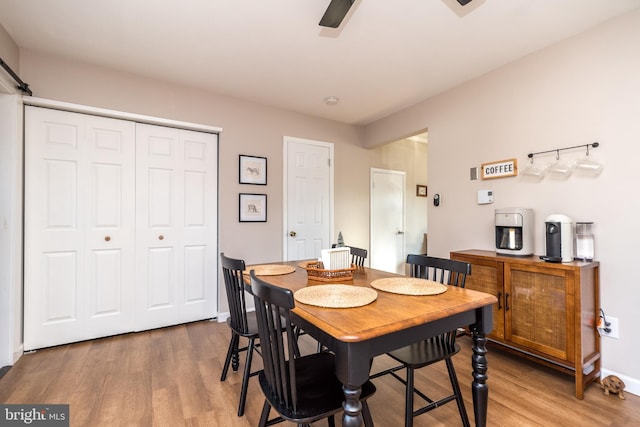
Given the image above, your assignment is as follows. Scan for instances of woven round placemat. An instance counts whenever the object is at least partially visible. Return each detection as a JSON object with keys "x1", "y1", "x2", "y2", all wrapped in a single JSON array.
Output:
[
  {"x1": 244, "y1": 264, "x2": 296, "y2": 276},
  {"x1": 370, "y1": 277, "x2": 447, "y2": 296},
  {"x1": 294, "y1": 285, "x2": 378, "y2": 308}
]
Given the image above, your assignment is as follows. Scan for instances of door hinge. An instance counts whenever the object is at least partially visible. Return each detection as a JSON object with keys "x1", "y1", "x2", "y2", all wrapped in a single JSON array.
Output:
[{"x1": 328, "y1": 158, "x2": 331, "y2": 167}]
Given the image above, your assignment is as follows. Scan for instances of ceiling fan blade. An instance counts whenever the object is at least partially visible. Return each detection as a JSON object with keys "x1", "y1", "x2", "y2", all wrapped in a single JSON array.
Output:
[{"x1": 319, "y1": 0, "x2": 355, "y2": 28}]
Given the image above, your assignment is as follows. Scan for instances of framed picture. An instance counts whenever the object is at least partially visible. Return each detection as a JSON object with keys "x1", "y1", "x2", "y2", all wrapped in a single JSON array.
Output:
[
  {"x1": 416, "y1": 185, "x2": 428, "y2": 197},
  {"x1": 239, "y1": 155, "x2": 267, "y2": 185},
  {"x1": 239, "y1": 193, "x2": 267, "y2": 222}
]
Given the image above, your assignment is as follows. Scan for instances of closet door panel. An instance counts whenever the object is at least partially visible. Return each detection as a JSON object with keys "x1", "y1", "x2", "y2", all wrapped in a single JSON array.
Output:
[
  {"x1": 24, "y1": 107, "x2": 86, "y2": 350},
  {"x1": 85, "y1": 116, "x2": 136, "y2": 337},
  {"x1": 184, "y1": 245, "x2": 206, "y2": 303},
  {"x1": 45, "y1": 160, "x2": 78, "y2": 228},
  {"x1": 136, "y1": 125, "x2": 182, "y2": 329},
  {"x1": 179, "y1": 129, "x2": 217, "y2": 322},
  {"x1": 24, "y1": 107, "x2": 135, "y2": 349},
  {"x1": 91, "y1": 249, "x2": 122, "y2": 314},
  {"x1": 136, "y1": 124, "x2": 217, "y2": 329},
  {"x1": 147, "y1": 247, "x2": 174, "y2": 308},
  {"x1": 43, "y1": 252, "x2": 78, "y2": 322}
]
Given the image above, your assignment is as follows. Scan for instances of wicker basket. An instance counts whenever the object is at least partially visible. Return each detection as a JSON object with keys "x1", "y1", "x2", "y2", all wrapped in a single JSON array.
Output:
[{"x1": 302, "y1": 261, "x2": 356, "y2": 282}]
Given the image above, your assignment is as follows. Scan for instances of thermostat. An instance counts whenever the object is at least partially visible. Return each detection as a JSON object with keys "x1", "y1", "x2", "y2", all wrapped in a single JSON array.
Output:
[{"x1": 477, "y1": 190, "x2": 494, "y2": 205}]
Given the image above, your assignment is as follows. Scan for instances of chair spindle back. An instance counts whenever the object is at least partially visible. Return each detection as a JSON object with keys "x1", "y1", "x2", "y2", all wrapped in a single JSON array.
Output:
[{"x1": 250, "y1": 271, "x2": 300, "y2": 413}]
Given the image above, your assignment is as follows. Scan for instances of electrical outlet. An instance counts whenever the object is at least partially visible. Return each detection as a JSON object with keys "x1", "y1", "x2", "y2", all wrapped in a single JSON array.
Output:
[{"x1": 600, "y1": 316, "x2": 619, "y2": 339}]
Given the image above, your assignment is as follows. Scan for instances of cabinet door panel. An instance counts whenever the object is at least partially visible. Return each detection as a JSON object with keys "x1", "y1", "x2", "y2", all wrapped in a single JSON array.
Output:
[
  {"x1": 506, "y1": 266, "x2": 573, "y2": 362},
  {"x1": 451, "y1": 253, "x2": 504, "y2": 339},
  {"x1": 467, "y1": 263, "x2": 504, "y2": 339}
]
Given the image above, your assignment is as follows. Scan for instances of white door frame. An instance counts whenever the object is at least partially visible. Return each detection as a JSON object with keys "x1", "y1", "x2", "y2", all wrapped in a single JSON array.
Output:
[
  {"x1": 0, "y1": 74, "x2": 23, "y2": 365},
  {"x1": 282, "y1": 136, "x2": 334, "y2": 261}
]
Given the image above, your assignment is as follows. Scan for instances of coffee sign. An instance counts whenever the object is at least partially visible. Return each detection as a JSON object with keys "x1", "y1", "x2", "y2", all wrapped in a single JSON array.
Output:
[{"x1": 481, "y1": 158, "x2": 518, "y2": 179}]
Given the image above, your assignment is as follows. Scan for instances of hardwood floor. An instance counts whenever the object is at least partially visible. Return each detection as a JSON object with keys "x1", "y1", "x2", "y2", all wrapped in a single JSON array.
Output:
[{"x1": 1, "y1": 320, "x2": 638, "y2": 426}]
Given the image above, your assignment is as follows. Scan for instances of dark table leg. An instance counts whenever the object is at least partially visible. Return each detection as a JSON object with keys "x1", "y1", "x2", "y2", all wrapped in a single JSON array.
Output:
[
  {"x1": 333, "y1": 342, "x2": 371, "y2": 427},
  {"x1": 342, "y1": 384, "x2": 363, "y2": 427},
  {"x1": 471, "y1": 332, "x2": 488, "y2": 426}
]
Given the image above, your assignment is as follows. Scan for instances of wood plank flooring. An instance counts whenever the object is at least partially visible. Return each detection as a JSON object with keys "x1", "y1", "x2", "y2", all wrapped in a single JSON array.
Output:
[{"x1": 1, "y1": 320, "x2": 638, "y2": 426}]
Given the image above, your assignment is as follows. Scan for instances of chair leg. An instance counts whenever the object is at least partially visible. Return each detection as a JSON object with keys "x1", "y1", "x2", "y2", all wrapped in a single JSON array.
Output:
[
  {"x1": 362, "y1": 400, "x2": 375, "y2": 427},
  {"x1": 405, "y1": 367, "x2": 414, "y2": 427},
  {"x1": 231, "y1": 334, "x2": 241, "y2": 372},
  {"x1": 238, "y1": 337, "x2": 256, "y2": 417},
  {"x1": 328, "y1": 414, "x2": 336, "y2": 427},
  {"x1": 258, "y1": 400, "x2": 271, "y2": 427},
  {"x1": 220, "y1": 332, "x2": 239, "y2": 381},
  {"x1": 445, "y1": 358, "x2": 470, "y2": 427}
]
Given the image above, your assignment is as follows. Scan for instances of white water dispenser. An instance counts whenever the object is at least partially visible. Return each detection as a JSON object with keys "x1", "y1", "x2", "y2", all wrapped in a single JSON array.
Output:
[{"x1": 575, "y1": 222, "x2": 594, "y2": 261}]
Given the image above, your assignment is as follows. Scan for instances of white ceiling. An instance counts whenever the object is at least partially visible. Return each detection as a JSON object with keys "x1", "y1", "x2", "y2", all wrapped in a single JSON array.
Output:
[{"x1": 1, "y1": 0, "x2": 639, "y2": 125}]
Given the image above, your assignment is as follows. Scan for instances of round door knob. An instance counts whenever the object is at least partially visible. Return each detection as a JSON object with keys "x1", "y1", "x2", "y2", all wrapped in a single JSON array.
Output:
[
  {"x1": 104, "y1": 236, "x2": 111, "y2": 242},
  {"x1": 289, "y1": 231, "x2": 297, "y2": 237},
  {"x1": 158, "y1": 235, "x2": 164, "y2": 240}
]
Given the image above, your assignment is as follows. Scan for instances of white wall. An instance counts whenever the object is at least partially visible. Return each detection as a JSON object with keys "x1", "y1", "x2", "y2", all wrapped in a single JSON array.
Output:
[
  {"x1": 0, "y1": 85, "x2": 23, "y2": 366},
  {"x1": 364, "y1": 10, "x2": 640, "y2": 392}
]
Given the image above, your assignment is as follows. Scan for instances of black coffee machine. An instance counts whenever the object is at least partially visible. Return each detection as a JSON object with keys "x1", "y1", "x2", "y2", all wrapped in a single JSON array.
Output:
[{"x1": 541, "y1": 214, "x2": 573, "y2": 263}]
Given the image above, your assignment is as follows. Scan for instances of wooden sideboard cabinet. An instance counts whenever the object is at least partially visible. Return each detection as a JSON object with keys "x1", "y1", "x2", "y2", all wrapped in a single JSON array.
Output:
[{"x1": 450, "y1": 249, "x2": 600, "y2": 399}]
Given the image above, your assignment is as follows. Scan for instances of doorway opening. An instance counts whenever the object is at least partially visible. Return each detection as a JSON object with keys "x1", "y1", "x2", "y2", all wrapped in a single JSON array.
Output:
[{"x1": 369, "y1": 131, "x2": 428, "y2": 272}]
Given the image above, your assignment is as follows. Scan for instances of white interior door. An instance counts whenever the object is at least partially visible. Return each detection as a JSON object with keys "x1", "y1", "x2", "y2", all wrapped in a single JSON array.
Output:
[
  {"x1": 370, "y1": 168, "x2": 406, "y2": 274},
  {"x1": 284, "y1": 137, "x2": 333, "y2": 261},
  {"x1": 135, "y1": 124, "x2": 218, "y2": 330},
  {"x1": 24, "y1": 107, "x2": 136, "y2": 350}
]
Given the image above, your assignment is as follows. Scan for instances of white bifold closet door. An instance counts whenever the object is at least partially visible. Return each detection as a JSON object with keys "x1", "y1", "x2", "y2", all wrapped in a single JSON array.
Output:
[
  {"x1": 135, "y1": 123, "x2": 218, "y2": 331},
  {"x1": 24, "y1": 106, "x2": 218, "y2": 351}
]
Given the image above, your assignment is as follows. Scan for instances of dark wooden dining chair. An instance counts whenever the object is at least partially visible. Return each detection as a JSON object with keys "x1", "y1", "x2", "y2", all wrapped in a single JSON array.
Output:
[
  {"x1": 349, "y1": 246, "x2": 368, "y2": 267},
  {"x1": 219, "y1": 253, "x2": 261, "y2": 417},
  {"x1": 249, "y1": 270, "x2": 376, "y2": 427},
  {"x1": 331, "y1": 244, "x2": 368, "y2": 267},
  {"x1": 370, "y1": 254, "x2": 472, "y2": 427}
]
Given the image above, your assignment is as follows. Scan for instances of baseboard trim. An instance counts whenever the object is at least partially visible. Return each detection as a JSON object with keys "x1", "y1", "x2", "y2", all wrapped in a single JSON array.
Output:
[
  {"x1": 601, "y1": 368, "x2": 640, "y2": 397},
  {"x1": 13, "y1": 343, "x2": 23, "y2": 364},
  {"x1": 216, "y1": 306, "x2": 256, "y2": 324},
  {"x1": 0, "y1": 365, "x2": 11, "y2": 380}
]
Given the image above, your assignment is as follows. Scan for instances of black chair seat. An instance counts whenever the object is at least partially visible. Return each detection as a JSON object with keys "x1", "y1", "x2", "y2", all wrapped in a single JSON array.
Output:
[
  {"x1": 226, "y1": 312, "x2": 259, "y2": 338},
  {"x1": 387, "y1": 338, "x2": 460, "y2": 368},
  {"x1": 259, "y1": 351, "x2": 376, "y2": 424}
]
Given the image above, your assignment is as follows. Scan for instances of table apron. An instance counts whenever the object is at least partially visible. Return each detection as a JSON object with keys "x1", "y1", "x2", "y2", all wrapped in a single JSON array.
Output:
[{"x1": 293, "y1": 306, "x2": 492, "y2": 386}]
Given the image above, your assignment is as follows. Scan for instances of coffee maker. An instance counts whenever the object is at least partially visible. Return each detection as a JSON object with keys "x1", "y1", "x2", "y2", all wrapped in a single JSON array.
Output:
[
  {"x1": 541, "y1": 214, "x2": 574, "y2": 263},
  {"x1": 495, "y1": 208, "x2": 534, "y2": 256}
]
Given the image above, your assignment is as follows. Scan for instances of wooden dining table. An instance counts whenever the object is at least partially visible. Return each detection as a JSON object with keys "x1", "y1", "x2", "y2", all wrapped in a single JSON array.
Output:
[{"x1": 248, "y1": 261, "x2": 497, "y2": 427}]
